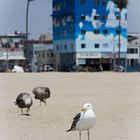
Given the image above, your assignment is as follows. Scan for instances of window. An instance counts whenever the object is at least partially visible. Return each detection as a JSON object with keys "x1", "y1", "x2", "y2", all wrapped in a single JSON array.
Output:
[
  {"x1": 102, "y1": 43, "x2": 109, "y2": 48},
  {"x1": 94, "y1": 30, "x2": 100, "y2": 34},
  {"x1": 64, "y1": 44, "x2": 67, "y2": 50},
  {"x1": 103, "y1": 30, "x2": 108, "y2": 34},
  {"x1": 35, "y1": 62, "x2": 37, "y2": 66},
  {"x1": 80, "y1": 0, "x2": 86, "y2": 5},
  {"x1": 95, "y1": 44, "x2": 100, "y2": 48},
  {"x1": 56, "y1": 45, "x2": 59, "y2": 50},
  {"x1": 94, "y1": 0, "x2": 100, "y2": 5},
  {"x1": 71, "y1": 43, "x2": 74, "y2": 49},
  {"x1": 60, "y1": 44, "x2": 63, "y2": 50},
  {"x1": 34, "y1": 51, "x2": 37, "y2": 55},
  {"x1": 128, "y1": 48, "x2": 138, "y2": 54},
  {"x1": 81, "y1": 15, "x2": 86, "y2": 20},
  {"x1": 81, "y1": 30, "x2": 86, "y2": 35},
  {"x1": 14, "y1": 42, "x2": 19, "y2": 48},
  {"x1": 62, "y1": 1, "x2": 66, "y2": 8},
  {"x1": 47, "y1": 53, "x2": 49, "y2": 57},
  {"x1": 116, "y1": 16, "x2": 120, "y2": 20},
  {"x1": 81, "y1": 43, "x2": 86, "y2": 48},
  {"x1": 42, "y1": 53, "x2": 45, "y2": 58},
  {"x1": 29, "y1": 51, "x2": 33, "y2": 56},
  {"x1": 116, "y1": 30, "x2": 121, "y2": 34},
  {"x1": 69, "y1": 29, "x2": 74, "y2": 36},
  {"x1": 64, "y1": 30, "x2": 67, "y2": 36},
  {"x1": 94, "y1": 15, "x2": 99, "y2": 20},
  {"x1": 39, "y1": 54, "x2": 41, "y2": 58},
  {"x1": 135, "y1": 48, "x2": 138, "y2": 53},
  {"x1": 102, "y1": 1, "x2": 107, "y2": 5},
  {"x1": 56, "y1": 32, "x2": 60, "y2": 37}
]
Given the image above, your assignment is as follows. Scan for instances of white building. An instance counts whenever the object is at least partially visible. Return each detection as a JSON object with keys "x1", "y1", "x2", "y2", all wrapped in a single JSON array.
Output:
[
  {"x1": 0, "y1": 34, "x2": 25, "y2": 71},
  {"x1": 33, "y1": 43, "x2": 53, "y2": 72},
  {"x1": 127, "y1": 33, "x2": 140, "y2": 67}
]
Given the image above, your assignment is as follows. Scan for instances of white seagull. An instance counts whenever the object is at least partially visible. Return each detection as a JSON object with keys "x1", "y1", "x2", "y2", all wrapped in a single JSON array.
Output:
[{"x1": 66, "y1": 103, "x2": 96, "y2": 140}]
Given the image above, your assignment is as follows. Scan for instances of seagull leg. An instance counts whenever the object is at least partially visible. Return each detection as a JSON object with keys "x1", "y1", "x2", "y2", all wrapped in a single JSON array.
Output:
[
  {"x1": 40, "y1": 100, "x2": 41, "y2": 106},
  {"x1": 27, "y1": 108, "x2": 30, "y2": 115},
  {"x1": 41, "y1": 99, "x2": 46, "y2": 105},
  {"x1": 45, "y1": 99, "x2": 46, "y2": 105},
  {"x1": 21, "y1": 108, "x2": 23, "y2": 114},
  {"x1": 44, "y1": 99, "x2": 46, "y2": 106},
  {"x1": 87, "y1": 130, "x2": 90, "y2": 140},
  {"x1": 27, "y1": 108, "x2": 29, "y2": 115},
  {"x1": 79, "y1": 131, "x2": 81, "y2": 140}
]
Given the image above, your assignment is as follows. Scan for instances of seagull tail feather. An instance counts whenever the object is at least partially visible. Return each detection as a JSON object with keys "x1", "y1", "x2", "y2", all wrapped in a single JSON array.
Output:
[{"x1": 66, "y1": 128, "x2": 72, "y2": 132}]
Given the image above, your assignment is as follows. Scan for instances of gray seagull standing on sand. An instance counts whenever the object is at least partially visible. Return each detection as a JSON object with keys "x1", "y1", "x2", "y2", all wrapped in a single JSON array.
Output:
[
  {"x1": 15, "y1": 92, "x2": 33, "y2": 115},
  {"x1": 66, "y1": 103, "x2": 96, "y2": 140},
  {"x1": 32, "y1": 86, "x2": 51, "y2": 106}
]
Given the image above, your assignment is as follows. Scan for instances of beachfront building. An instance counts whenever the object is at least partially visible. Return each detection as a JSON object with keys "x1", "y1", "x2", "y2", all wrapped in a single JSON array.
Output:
[
  {"x1": 0, "y1": 34, "x2": 26, "y2": 71},
  {"x1": 33, "y1": 42, "x2": 53, "y2": 72},
  {"x1": 127, "y1": 33, "x2": 140, "y2": 71},
  {"x1": 52, "y1": 0, "x2": 127, "y2": 71},
  {"x1": 24, "y1": 32, "x2": 53, "y2": 72},
  {"x1": 25, "y1": 40, "x2": 53, "y2": 72}
]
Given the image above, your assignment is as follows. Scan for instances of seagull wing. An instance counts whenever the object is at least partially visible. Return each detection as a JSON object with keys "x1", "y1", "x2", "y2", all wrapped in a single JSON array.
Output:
[{"x1": 66, "y1": 112, "x2": 81, "y2": 132}]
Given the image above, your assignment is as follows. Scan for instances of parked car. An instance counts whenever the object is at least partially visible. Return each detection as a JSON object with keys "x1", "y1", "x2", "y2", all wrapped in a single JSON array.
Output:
[
  {"x1": 42, "y1": 65, "x2": 54, "y2": 72},
  {"x1": 0, "y1": 66, "x2": 4, "y2": 72},
  {"x1": 114, "y1": 65, "x2": 125, "y2": 72},
  {"x1": 12, "y1": 65, "x2": 24, "y2": 73}
]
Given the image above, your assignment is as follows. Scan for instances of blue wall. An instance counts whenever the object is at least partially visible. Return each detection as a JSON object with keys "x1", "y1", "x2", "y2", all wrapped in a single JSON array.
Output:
[{"x1": 53, "y1": 0, "x2": 127, "y2": 56}]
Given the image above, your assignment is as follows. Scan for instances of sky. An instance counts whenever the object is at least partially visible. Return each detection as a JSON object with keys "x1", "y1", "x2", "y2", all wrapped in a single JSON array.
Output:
[
  {"x1": 0, "y1": 0, "x2": 52, "y2": 39},
  {"x1": 0, "y1": 0, "x2": 139, "y2": 39}
]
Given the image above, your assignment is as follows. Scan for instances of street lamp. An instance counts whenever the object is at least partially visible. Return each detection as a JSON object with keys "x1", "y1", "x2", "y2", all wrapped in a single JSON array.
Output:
[
  {"x1": 26, "y1": 0, "x2": 34, "y2": 41},
  {"x1": 25, "y1": 0, "x2": 34, "y2": 71},
  {"x1": 6, "y1": 35, "x2": 9, "y2": 70},
  {"x1": 114, "y1": 0, "x2": 128, "y2": 70},
  {"x1": 139, "y1": 45, "x2": 140, "y2": 64}
]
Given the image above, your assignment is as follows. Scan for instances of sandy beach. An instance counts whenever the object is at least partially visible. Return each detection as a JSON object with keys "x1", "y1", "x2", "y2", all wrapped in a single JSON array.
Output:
[{"x1": 0, "y1": 72, "x2": 140, "y2": 140}]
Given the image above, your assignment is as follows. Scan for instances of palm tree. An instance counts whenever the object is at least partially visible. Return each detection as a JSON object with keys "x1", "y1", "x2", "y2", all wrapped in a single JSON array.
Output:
[{"x1": 114, "y1": 0, "x2": 128, "y2": 69}]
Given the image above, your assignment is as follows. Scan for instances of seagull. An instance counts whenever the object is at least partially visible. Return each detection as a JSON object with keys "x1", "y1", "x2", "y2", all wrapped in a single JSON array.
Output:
[
  {"x1": 15, "y1": 92, "x2": 33, "y2": 115},
  {"x1": 66, "y1": 103, "x2": 96, "y2": 140},
  {"x1": 32, "y1": 86, "x2": 51, "y2": 106}
]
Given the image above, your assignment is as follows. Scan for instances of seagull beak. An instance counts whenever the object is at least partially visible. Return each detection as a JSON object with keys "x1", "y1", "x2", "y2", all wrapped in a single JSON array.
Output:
[{"x1": 81, "y1": 108, "x2": 85, "y2": 111}]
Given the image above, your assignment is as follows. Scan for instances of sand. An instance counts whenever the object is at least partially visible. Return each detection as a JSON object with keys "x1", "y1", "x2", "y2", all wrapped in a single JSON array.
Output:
[{"x1": 0, "y1": 72, "x2": 140, "y2": 140}]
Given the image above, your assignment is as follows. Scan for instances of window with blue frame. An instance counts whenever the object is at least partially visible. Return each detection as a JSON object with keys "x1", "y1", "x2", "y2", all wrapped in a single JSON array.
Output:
[
  {"x1": 95, "y1": 44, "x2": 100, "y2": 48},
  {"x1": 81, "y1": 30, "x2": 86, "y2": 35},
  {"x1": 80, "y1": 0, "x2": 86, "y2": 5},
  {"x1": 81, "y1": 43, "x2": 86, "y2": 48},
  {"x1": 94, "y1": 30, "x2": 100, "y2": 34}
]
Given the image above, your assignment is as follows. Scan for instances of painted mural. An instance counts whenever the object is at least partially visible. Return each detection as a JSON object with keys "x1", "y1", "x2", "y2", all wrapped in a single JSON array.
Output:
[
  {"x1": 76, "y1": 0, "x2": 127, "y2": 53},
  {"x1": 53, "y1": 0, "x2": 127, "y2": 54}
]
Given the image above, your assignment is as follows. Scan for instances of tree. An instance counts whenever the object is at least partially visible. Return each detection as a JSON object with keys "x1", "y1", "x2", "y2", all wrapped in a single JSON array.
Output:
[{"x1": 114, "y1": 0, "x2": 128, "y2": 69}]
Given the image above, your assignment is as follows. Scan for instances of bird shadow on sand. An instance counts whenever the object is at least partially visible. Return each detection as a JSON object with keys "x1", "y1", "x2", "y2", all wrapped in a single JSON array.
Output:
[{"x1": 19, "y1": 114, "x2": 31, "y2": 116}]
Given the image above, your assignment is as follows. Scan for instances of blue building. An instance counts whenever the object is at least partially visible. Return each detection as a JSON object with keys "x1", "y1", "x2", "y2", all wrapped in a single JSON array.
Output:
[{"x1": 52, "y1": 0, "x2": 127, "y2": 71}]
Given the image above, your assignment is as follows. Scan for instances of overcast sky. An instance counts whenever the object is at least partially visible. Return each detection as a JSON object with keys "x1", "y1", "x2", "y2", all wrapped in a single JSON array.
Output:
[{"x1": 0, "y1": 0, "x2": 139, "y2": 39}]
